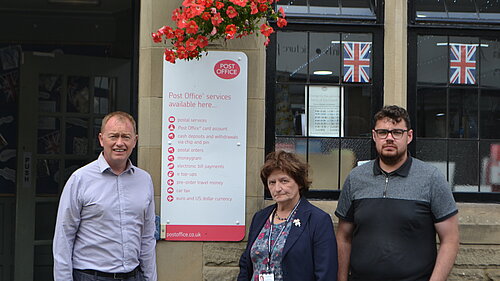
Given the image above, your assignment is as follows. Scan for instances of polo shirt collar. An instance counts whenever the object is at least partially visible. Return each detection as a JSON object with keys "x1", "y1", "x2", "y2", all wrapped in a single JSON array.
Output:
[
  {"x1": 97, "y1": 152, "x2": 135, "y2": 174},
  {"x1": 373, "y1": 153, "x2": 412, "y2": 177}
]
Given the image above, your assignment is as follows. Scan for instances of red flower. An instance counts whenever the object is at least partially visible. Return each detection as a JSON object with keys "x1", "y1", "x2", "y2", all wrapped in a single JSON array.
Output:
[
  {"x1": 201, "y1": 12, "x2": 211, "y2": 20},
  {"x1": 250, "y1": 2, "x2": 258, "y2": 14},
  {"x1": 177, "y1": 18, "x2": 189, "y2": 28},
  {"x1": 215, "y1": 1, "x2": 224, "y2": 9},
  {"x1": 197, "y1": 35, "x2": 209, "y2": 48},
  {"x1": 185, "y1": 37, "x2": 198, "y2": 51},
  {"x1": 279, "y1": 6, "x2": 286, "y2": 17},
  {"x1": 211, "y1": 13, "x2": 223, "y2": 26},
  {"x1": 260, "y1": 23, "x2": 273, "y2": 37},
  {"x1": 188, "y1": 49, "x2": 200, "y2": 58},
  {"x1": 164, "y1": 49, "x2": 177, "y2": 63},
  {"x1": 152, "y1": 32, "x2": 163, "y2": 43},
  {"x1": 226, "y1": 6, "x2": 238, "y2": 18},
  {"x1": 258, "y1": 3, "x2": 268, "y2": 12},
  {"x1": 171, "y1": 8, "x2": 182, "y2": 21},
  {"x1": 204, "y1": 0, "x2": 214, "y2": 7},
  {"x1": 158, "y1": 26, "x2": 175, "y2": 39},
  {"x1": 185, "y1": 5, "x2": 205, "y2": 18},
  {"x1": 174, "y1": 28, "x2": 185, "y2": 41},
  {"x1": 229, "y1": 0, "x2": 248, "y2": 7},
  {"x1": 186, "y1": 20, "x2": 199, "y2": 34},
  {"x1": 177, "y1": 46, "x2": 188, "y2": 59},
  {"x1": 264, "y1": 37, "x2": 270, "y2": 46},
  {"x1": 225, "y1": 24, "x2": 237, "y2": 39},
  {"x1": 258, "y1": 233, "x2": 265, "y2": 239},
  {"x1": 182, "y1": 0, "x2": 196, "y2": 6},
  {"x1": 277, "y1": 17, "x2": 287, "y2": 28}
]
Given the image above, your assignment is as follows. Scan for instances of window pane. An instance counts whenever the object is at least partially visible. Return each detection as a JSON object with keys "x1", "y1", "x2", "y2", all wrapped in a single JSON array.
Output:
[
  {"x1": 417, "y1": 35, "x2": 448, "y2": 85},
  {"x1": 309, "y1": 33, "x2": 340, "y2": 83},
  {"x1": 94, "y1": 76, "x2": 113, "y2": 114},
  {"x1": 276, "y1": 32, "x2": 308, "y2": 82},
  {"x1": 36, "y1": 159, "x2": 60, "y2": 195},
  {"x1": 415, "y1": 139, "x2": 449, "y2": 182},
  {"x1": 445, "y1": 0, "x2": 478, "y2": 19},
  {"x1": 67, "y1": 76, "x2": 90, "y2": 113},
  {"x1": 449, "y1": 88, "x2": 478, "y2": 138},
  {"x1": 449, "y1": 140, "x2": 479, "y2": 191},
  {"x1": 308, "y1": 138, "x2": 339, "y2": 190},
  {"x1": 341, "y1": 138, "x2": 372, "y2": 187},
  {"x1": 479, "y1": 39, "x2": 500, "y2": 88},
  {"x1": 35, "y1": 202, "x2": 57, "y2": 240},
  {"x1": 275, "y1": 137, "x2": 307, "y2": 155},
  {"x1": 415, "y1": 0, "x2": 447, "y2": 18},
  {"x1": 344, "y1": 86, "x2": 372, "y2": 137},
  {"x1": 38, "y1": 74, "x2": 62, "y2": 113},
  {"x1": 65, "y1": 118, "x2": 89, "y2": 155},
  {"x1": 480, "y1": 89, "x2": 500, "y2": 139},
  {"x1": 478, "y1": 0, "x2": 500, "y2": 20},
  {"x1": 275, "y1": 84, "x2": 305, "y2": 136},
  {"x1": 340, "y1": 0, "x2": 375, "y2": 17},
  {"x1": 34, "y1": 245, "x2": 53, "y2": 281},
  {"x1": 277, "y1": 0, "x2": 375, "y2": 17},
  {"x1": 37, "y1": 117, "x2": 61, "y2": 154},
  {"x1": 277, "y1": 0, "x2": 309, "y2": 15},
  {"x1": 310, "y1": 0, "x2": 340, "y2": 15},
  {"x1": 480, "y1": 141, "x2": 500, "y2": 192},
  {"x1": 416, "y1": 87, "x2": 447, "y2": 138}
]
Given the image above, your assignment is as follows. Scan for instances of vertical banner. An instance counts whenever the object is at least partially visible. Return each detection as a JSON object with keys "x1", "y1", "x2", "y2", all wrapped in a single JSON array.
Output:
[{"x1": 161, "y1": 51, "x2": 247, "y2": 241}]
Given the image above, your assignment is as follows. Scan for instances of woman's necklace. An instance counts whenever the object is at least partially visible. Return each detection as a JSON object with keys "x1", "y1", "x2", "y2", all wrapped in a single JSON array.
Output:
[{"x1": 274, "y1": 210, "x2": 289, "y2": 221}]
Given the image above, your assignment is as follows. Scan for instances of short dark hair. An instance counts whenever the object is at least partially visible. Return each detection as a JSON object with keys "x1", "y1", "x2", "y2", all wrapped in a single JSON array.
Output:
[
  {"x1": 101, "y1": 111, "x2": 137, "y2": 134},
  {"x1": 260, "y1": 150, "x2": 311, "y2": 196},
  {"x1": 374, "y1": 105, "x2": 411, "y2": 129}
]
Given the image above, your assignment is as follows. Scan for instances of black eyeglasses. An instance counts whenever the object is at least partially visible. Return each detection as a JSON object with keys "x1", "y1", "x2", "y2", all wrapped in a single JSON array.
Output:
[{"x1": 373, "y1": 129, "x2": 408, "y2": 139}]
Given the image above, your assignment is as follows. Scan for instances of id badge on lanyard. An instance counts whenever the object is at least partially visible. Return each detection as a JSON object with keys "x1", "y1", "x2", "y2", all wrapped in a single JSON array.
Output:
[{"x1": 258, "y1": 272, "x2": 275, "y2": 281}]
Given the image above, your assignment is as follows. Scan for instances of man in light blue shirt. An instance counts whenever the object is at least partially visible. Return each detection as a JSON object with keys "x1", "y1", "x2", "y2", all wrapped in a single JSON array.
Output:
[{"x1": 53, "y1": 111, "x2": 157, "y2": 281}]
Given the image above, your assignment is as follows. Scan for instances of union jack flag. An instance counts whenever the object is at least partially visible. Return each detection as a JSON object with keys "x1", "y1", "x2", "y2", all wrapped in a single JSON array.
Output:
[
  {"x1": 449, "y1": 43, "x2": 476, "y2": 85},
  {"x1": 343, "y1": 42, "x2": 371, "y2": 83}
]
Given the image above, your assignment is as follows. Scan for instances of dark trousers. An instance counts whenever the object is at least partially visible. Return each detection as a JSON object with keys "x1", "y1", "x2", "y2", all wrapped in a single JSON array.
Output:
[{"x1": 73, "y1": 269, "x2": 145, "y2": 281}]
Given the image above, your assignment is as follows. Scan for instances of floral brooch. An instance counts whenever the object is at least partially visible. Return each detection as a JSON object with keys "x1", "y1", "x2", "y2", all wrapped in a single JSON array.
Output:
[{"x1": 293, "y1": 219, "x2": 301, "y2": 227}]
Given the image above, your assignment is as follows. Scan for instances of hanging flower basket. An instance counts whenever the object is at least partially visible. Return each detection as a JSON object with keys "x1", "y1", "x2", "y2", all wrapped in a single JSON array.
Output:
[{"x1": 152, "y1": 0, "x2": 287, "y2": 63}]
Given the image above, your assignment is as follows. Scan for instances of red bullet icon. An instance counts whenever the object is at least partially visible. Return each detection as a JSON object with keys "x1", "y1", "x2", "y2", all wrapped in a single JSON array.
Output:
[
  {"x1": 167, "y1": 171, "x2": 174, "y2": 177},
  {"x1": 167, "y1": 187, "x2": 174, "y2": 193},
  {"x1": 168, "y1": 116, "x2": 175, "y2": 123},
  {"x1": 168, "y1": 124, "x2": 176, "y2": 131},
  {"x1": 168, "y1": 133, "x2": 175, "y2": 139},
  {"x1": 168, "y1": 163, "x2": 175, "y2": 169},
  {"x1": 168, "y1": 147, "x2": 175, "y2": 153},
  {"x1": 168, "y1": 155, "x2": 174, "y2": 161},
  {"x1": 167, "y1": 195, "x2": 174, "y2": 202}
]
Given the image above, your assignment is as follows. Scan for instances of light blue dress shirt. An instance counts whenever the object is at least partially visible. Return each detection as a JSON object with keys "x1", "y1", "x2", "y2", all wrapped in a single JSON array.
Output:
[{"x1": 53, "y1": 153, "x2": 157, "y2": 281}]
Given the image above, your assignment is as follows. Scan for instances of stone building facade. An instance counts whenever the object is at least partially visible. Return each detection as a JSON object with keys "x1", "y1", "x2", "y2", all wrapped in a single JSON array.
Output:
[{"x1": 139, "y1": 1, "x2": 500, "y2": 280}]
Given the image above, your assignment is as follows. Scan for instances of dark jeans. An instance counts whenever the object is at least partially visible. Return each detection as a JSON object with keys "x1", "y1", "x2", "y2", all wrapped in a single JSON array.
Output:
[{"x1": 73, "y1": 269, "x2": 145, "y2": 281}]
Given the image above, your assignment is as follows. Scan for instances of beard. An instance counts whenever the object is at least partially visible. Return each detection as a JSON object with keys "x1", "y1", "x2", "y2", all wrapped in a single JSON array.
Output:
[{"x1": 379, "y1": 147, "x2": 407, "y2": 166}]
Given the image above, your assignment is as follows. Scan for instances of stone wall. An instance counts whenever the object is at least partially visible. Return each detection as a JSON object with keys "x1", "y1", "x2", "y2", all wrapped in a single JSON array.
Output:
[{"x1": 201, "y1": 202, "x2": 500, "y2": 281}]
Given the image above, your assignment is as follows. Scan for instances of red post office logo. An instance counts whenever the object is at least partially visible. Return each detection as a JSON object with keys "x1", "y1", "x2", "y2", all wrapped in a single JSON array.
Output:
[{"x1": 214, "y1": 60, "x2": 240, "y2": 79}]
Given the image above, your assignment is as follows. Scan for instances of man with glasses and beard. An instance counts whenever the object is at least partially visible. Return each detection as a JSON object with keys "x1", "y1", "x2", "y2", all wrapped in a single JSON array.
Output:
[{"x1": 335, "y1": 105, "x2": 459, "y2": 281}]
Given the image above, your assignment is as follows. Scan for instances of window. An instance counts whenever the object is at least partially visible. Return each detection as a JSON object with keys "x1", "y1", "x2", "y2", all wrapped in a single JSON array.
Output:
[
  {"x1": 413, "y1": 0, "x2": 500, "y2": 24},
  {"x1": 409, "y1": 1, "x2": 500, "y2": 201},
  {"x1": 266, "y1": 1, "x2": 383, "y2": 199}
]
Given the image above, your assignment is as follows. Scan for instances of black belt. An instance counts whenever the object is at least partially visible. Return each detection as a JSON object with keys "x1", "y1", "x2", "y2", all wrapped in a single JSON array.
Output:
[{"x1": 76, "y1": 266, "x2": 140, "y2": 280}]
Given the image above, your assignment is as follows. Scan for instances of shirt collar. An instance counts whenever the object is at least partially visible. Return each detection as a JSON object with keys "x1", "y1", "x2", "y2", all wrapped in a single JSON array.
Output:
[
  {"x1": 97, "y1": 152, "x2": 135, "y2": 174},
  {"x1": 373, "y1": 153, "x2": 412, "y2": 177}
]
